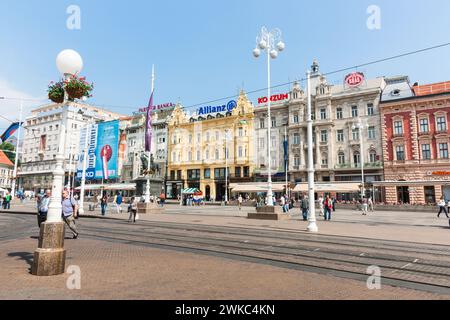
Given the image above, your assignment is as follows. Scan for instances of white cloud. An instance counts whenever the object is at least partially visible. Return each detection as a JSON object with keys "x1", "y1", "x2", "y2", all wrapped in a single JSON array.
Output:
[{"x1": 0, "y1": 78, "x2": 47, "y2": 131}]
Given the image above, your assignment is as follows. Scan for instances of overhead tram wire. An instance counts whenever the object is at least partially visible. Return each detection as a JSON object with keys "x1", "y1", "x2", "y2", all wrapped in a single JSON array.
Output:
[{"x1": 2, "y1": 42, "x2": 449, "y2": 114}]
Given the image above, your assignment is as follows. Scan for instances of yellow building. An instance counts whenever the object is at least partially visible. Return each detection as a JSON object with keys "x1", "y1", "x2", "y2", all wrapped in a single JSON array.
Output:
[{"x1": 166, "y1": 91, "x2": 255, "y2": 201}]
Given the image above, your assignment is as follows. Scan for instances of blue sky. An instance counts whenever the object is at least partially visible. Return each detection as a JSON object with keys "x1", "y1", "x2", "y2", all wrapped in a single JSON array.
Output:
[{"x1": 1, "y1": 0, "x2": 450, "y2": 127}]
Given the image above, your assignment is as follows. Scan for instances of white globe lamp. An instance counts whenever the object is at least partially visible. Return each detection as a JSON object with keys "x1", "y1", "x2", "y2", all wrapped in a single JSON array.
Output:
[
  {"x1": 56, "y1": 49, "x2": 83, "y2": 76},
  {"x1": 270, "y1": 50, "x2": 278, "y2": 59},
  {"x1": 258, "y1": 40, "x2": 267, "y2": 50},
  {"x1": 253, "y1": 48, "x2": 261, "y2": 58},
  {"x1": 276, "y1": 41, "x2": 285, "y2": 51}
]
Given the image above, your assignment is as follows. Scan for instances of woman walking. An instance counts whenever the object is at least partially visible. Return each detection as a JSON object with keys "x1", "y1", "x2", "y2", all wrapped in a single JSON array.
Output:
[
  {"x1": 100, "y1": 194, "x2": 108, "y2": 216},
  {"x1": 323, "y1": 196, "x2": 333, "y2": 221},
  {"x1": 437, "y1": 196, "x2": 449, "y2": 218},
  {"x1": 128, "y1": 197, "x2": 138, "y2": 223}
]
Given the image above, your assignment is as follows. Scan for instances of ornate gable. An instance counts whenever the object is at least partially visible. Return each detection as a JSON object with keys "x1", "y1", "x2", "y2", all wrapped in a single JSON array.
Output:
[
  {"x1": 168, "y1": 103, "x2": 188, "y2": 126},
  {"x1": 232, "y1": 90, "x2": 254, "y2": 117}
]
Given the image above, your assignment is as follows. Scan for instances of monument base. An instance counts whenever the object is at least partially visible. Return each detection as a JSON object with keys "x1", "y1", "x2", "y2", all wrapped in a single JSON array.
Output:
[
  {"x1": 137, "y1": 202, "x2": 165, "y2": 214},
  {"x1": 32, "y1": 222, "x2": 66, "y2": 276},
  {"x1": 248, "y1": 206, "x2": 290, "y2": 221}
]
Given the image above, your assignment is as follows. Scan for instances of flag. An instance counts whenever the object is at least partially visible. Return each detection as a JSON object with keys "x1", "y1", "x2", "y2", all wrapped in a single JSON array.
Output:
[
  {"x1": 144, "y1": 91, "x2": 153, "y2": 152},
  {"x1": 1, "y1": 122, "x2": 22, "y2": 143},
  {"x1": 283, "y1": 136, "x2": 289, "y2": 172}
]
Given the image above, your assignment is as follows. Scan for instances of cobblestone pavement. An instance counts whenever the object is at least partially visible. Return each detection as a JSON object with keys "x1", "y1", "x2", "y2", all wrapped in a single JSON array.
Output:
[{"x1": 0, "y1": 213, "x2": 449, "y2": 300}]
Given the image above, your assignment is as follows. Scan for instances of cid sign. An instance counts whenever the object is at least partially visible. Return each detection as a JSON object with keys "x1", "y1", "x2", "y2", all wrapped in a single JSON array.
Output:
[{"x1": 345, "y1": 72, "x2": 365, "y2": 88}]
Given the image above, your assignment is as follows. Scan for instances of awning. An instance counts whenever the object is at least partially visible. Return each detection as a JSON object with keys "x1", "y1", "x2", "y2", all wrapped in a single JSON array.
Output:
[
  {"x1": 293, "y1": 183, "x2": 361, "y2": 193},
  {"x1": 181, "y1": 188, "x2": 199, "y2": 194},
  {"x1": 75, "y1": 183, "x2": 136, "y2": 191},
  {"x1": 372, "y1": 180, "x2": 450, "y2": 187},
  {"x1": 230, "y1": 183, "x2": 286, "y2": 193}
]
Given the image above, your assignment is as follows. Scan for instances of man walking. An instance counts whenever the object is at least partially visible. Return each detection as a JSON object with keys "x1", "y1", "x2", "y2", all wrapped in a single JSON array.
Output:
[
  {"x1": 4, "y1": 192, "x2": 11, "y2": 210},
  {"x1": 362, "y1": 197, "x2": 369, "y2": 216},
  {"x1": 159, "y1": 191, "x2": 166, "y2": 207},
  {"x1": 301, "y1": 195, "x2": 309, "y2": 221},
  {"x1": 37, "y1": 189, "x2": 51, "y2": 228},
  {"x1": 115, "y1": 193, "x2": 123, "y2": 214},
  {"x1": 238, "y1": 194, "x2": 243, "y2": 211},
  {"x1": 62, "y1": 189, "x2": 79, "y2": 239},
  {"x1": 324, "y1": 195, "x2": 333, "y2": 221}
]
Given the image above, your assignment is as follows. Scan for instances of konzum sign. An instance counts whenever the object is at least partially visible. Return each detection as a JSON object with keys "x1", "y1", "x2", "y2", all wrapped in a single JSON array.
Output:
[
  {"x1": 258, "y1": 93, "x2": 289, "y2": 104},
  {"x1": 345, "y1": 72, "x2": 365, "y2": 87}
]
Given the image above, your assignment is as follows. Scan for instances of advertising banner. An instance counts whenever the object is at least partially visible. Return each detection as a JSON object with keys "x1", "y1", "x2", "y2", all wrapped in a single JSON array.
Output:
[{"x1": 76, "y1": 120, "x2": 120, "y2": 181}]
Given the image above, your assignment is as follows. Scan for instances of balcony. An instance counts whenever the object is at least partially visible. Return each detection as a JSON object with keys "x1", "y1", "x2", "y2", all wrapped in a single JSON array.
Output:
[
  {"x1": 335, "y1": 162, "x2": 383, "y2": 170},
  {"x1": 393, "y1": 133, "x2": 404, "y2": 138}
]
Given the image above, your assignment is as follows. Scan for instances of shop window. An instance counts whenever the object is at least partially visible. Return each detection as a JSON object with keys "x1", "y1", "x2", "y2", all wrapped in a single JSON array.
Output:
[{"x1": 424, "y1": 186, "x2": 436, "y2": 204}]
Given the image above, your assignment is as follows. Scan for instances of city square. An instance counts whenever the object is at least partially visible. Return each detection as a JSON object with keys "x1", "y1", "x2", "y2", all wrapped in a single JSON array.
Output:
[{"x1": 0, "y1": 0, "x2": 450, "y2": 310}]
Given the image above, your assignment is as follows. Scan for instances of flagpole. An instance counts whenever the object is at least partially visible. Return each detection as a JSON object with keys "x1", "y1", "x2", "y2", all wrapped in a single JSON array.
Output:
[
  {"x1": 11, "y1": 99, "x2": 23, "y2": 199},
  {"x1": 144, "y1": 65, "x2": 155, "y2": 203}
]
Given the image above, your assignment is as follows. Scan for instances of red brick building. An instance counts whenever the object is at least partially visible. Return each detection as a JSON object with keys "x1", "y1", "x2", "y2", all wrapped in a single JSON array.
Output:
[{"x1": 378, "y1": 79, "x2": 450, "y2": 204}]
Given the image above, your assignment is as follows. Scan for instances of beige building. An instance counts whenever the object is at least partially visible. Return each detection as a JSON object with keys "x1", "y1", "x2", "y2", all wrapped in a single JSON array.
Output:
[{"x1": 166, "y1": 91, "x2": 255, "y2": 201}]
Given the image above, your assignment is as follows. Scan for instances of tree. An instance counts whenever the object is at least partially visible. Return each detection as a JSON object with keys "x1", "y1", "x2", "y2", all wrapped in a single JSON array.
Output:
[{"x1": 0, "y1": 142, "x2": 15, "y2": 164}]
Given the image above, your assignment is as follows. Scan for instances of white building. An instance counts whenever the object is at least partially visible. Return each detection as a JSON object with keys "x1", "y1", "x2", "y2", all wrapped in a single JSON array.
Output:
[
  {"x1": 19, "y1": 102, "x2": 125, "y2": 193},
  {"x1": 0, "y1": 151, "x2": 14, "y2": 192}
]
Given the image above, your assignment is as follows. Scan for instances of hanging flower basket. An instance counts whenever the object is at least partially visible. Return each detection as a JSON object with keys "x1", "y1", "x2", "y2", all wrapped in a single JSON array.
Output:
[{"x1": 47, "y1": 81, "x2": 65, "y2": 103}]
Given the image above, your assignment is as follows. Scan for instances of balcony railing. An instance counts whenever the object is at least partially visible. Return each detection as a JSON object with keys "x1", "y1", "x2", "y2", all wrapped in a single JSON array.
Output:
[{"x1": 335, "y1": 162, "x2": 383, "y2": 169}]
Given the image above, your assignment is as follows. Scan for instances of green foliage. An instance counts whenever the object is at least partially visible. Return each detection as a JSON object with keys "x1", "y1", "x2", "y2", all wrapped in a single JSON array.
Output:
[{"x1": 0, "y1": 142, "x2": 15, "y2": 163}]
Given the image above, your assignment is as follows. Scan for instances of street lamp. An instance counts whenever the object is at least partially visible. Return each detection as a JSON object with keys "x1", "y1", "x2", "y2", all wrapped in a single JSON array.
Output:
[
  {"x1": 306, "y1": 71, "x2": 318, "y2": 233},
  {"x1": 32, "y1": 49, "x2": 83, "y2": 276},
  {"x1": 253, "y1": 27, "x2": 285, "y2": 207},
  {"x1": 224, "y1": 129, "x2": 231, "y2": 204},
  {"x1": 352, "y1": 119, "x2": 367, "y2": 202}
]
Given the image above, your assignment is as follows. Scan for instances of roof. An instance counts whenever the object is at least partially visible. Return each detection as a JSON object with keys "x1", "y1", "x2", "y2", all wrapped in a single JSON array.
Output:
[
  {"x1": 413, "y1": 81, "x2": 450, "y2": 96},
  {"x1": 0, "y1": 151, "x2": 14, "y2": 167}
]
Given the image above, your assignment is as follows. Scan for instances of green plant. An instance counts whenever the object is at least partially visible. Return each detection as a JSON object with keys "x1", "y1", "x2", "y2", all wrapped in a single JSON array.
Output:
[{"x1": 47, "y1": 75, "x2": 94, "y2": 103}]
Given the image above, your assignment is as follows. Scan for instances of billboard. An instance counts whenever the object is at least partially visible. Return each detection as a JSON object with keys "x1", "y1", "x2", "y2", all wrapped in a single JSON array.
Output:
[{"x1": 76, "y1": 120, "x2": 120, "y2": 181}]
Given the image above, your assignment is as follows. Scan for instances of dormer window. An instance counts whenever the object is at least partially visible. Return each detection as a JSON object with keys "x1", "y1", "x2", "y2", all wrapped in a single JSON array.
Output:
[{"x1": 390, "y1": 89, "x2": 401, "y2": 96}]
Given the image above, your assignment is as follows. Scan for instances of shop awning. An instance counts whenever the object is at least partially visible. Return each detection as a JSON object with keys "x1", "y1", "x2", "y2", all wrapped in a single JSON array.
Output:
[
  {"x1": 181, "y1": 188, "x2": 200, "y2": 194},
  {"x1": 293, "y1": 183, "x2": 361, "y2": 193},
  {"x1": 75, "y1": 183, "x2": 137, "y2": 191},
  {"x1": 230, "y1": 183, "x2": 286, "y2": 193}
]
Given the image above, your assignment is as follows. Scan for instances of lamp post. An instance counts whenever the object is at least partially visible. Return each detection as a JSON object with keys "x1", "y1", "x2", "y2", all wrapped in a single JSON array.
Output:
[
  {"x1": 253, "y1": 27, "x2": 285, "y2": 207},
  {"x1": 352, "y1": 119, "x2": 367, "y2": 201},
  {"x1": 306, "y1": 71, "x2": 318, "y2": 233},
  {"x1": 32, "y1": 49, "x2": 83, "y2": 276},
  {"x1": 224, "y1": 129, "x2": 231, "y2": 204}
]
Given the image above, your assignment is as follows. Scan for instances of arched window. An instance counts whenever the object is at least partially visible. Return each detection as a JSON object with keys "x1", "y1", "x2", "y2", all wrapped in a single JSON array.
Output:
[
  {"x1": 338, "y1": 152, "x2": 345, "y2": 165},
  {"x1": 369, "y1": 150, "x2": 377, "y2": 163},
  {"x1": 321, "y1": 153, "x2": 328, "y2": 165},
  {"x1": 353, "y1": 151, "x2": 361, "y2": 167}
]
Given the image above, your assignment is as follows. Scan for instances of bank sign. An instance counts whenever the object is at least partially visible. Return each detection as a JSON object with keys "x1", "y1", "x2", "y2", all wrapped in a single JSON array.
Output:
[{"x1": 197, "y1": 100, "x2": 237, "y2": 115}]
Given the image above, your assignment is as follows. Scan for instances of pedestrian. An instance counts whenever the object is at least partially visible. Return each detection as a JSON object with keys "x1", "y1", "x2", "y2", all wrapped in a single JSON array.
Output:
[
  {"x1": 61, "y1": 189, "x2": 79, "y2": 239},
  {"x1": 368, "y1": 197, "x2": 374, "y2": 212},
  {"x1": 101, "y1": 194, "x2": 108, "y2": 216},
  {"x1": 324, "y1": 196, "x2": 333, "y2": 221},
  {"x1": 159, "y1": 191, "x2": 166, "y2": 207},
  {"x1": 115, "y1": 192, "x2": 123, "y2": 214},
  {"x1": 362, "y1": 197, "x2": 369, "y2": 216},
  {"x1": 437, "y1": 196, "x2": 449, "y2": 218},
  {"x1": 37, "y1": 189, "x2": 51, "y2": 228},
  {"x1": 280, "y1": 195, "x2": 286, "y2": 213},
  {"x1": 96, "y1": 193, "x2": 102, "y2": 209},
  {"x1": 301, "y1": 195, "x2": 309, "y2": 221},
  {"x1": 128, "y1": 197, "x2": 138, "y2": 223},
  {"x1": 332, "y1": 197, "x2": 336, "y2": 212},
  {"x1": 318, "y1": 195, "x2": 324, "y2": 217},
  {"x1": 284, "y1": 195, "x2": 290, "y2": 213},
  {"x1": 238, "y1": 194, "x2": 243, "y2": 210},
  {"x1": 4, "y1": 192, "x2": 11, "y2": 210}
]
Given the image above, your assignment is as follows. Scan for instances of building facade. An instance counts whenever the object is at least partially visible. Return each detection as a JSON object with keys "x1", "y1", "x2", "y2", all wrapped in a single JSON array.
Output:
[
  {"x1": 379, "y1": 79, "x2": 450, "y2": 204},
  {"x1": 120, "y1": 104, "x2": 174, "y2": 195},
  {"x1": 19, "y1": 102, "x2": 125, "y2": 193},
  {"x1": 166, "y1": 91, "x2": 255, "y2": 200},
  {"x1": 254, "y1": 61, "x2": 386, "y2": 200},
  {"x1": 0, "y1": 151, "x2": 14, "y2": 190}
]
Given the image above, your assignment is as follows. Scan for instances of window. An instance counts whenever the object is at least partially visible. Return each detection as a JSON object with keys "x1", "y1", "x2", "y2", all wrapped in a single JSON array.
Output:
[
  {"x1": 351, "y1": 106, "x2": 358, "y2": 118},
  {"x1": 293, "y1": 133, "x2": 300, "y2": 145},
  {"x1": 215, "y1": 131, "x2": 219, "y2": 141},
  {"x1": 206, "y1": 132, "x2": 210, "y2": 142},
  {"x1": 271, "y1": 118, "x2": 277, "y2": 128},
  {"x1": 439, "y1": 143, "x2": 449, "y2": 159},
  {"x1": 271, "y1": 136, "x2": 276, "y2": 148},
  {"x1": 204, "y1": 168, "x2": 211, "y2": 179},
  {"x1": 394, "y1": 121, "x2": 403, "y2": 135},
  {"x1": 293, "y1": 114, "x2": 299, "y2": 124},
  {"x1": 197, "y1": 133, "x2": 201, "y2": 143},
  {"x1": 336, "y1": 108, "x2": 343, "y2": 119},
  {"x1": 424, "y1": 186, "x2": 436, "y2": 204},
  {"x1": 368, "y1": 126, "x2": 376, "y2": 140},
  {"x1": 352, "y1": 128, "x2": 359, "y2": 141},
  {"x1": 369, "y1": 151, "x2": 377, "y2": 163},
  {"x1": 338, "y1": 152, "x2": 345, "y2": 165},
  {"x1": 188, "y1": 151, "x2": 192, "y2": 161},
  {"x1": 214, "y1": 168, "x2": 226, "y2": 179},
  {"x1": 396, "y1": 145, "x2": 405, "y2": 161},
  {"x1": 367, "y1": 103, "x2": 374, "y2": 116},
  {"x1": 320, "y1": 130, "x2": 328, "y2": 142},
  {"x1": 259, "y1": 138, "x2": 265, "y2": 149},
  {"x1": 243, "y1": 166, "x2": 250, "y2": 178},
  {"x1": 188, "y1": 134, "x2": 192, "y2": 143},
  {"x1": 421, "y1": 144, "x2": 431, "y2": 160},
  {"x1": 215, "y1": 149, "x2": 219, "y2": 160},
  {"x1": 437, "y1": 116, "x2": 447, "y2": 132},
  {"x1": 260, "y1": 118, "x2": 265, "y2": 129},
  {"x1": 294, "y1": 157, "x2": 300, "y2": 166},
  {"x1": 337, "y1": 130, "x2": 344, "y2": 142},
  {"x1": 353, "y1": 151, "x2": 360, "y2": 166},
  {"x1": 235, "y1": 167, "x2": 241, "y2": 177},
  {"x1": 320, "y1": 108, "x2": 327, "y2": 120},
  {"x1": 205, "y1": 149, "x2": 209, "y2": 159},
  {"x1": 172, "y1": 152, "x2": 176, "y2": 162},
  {"x1": 419, "y1": 118, "x2": 429, "y2": 133},
  {"x1": 197, "y1": 150, "x2": 200, "y2": 161},
  {"x1": 238, "y1": 146, "x2": 243, "y2": 158},
  {"x1": 321, "y1": 153, "x2": 328, "y2": 165},
  {"x1": 187, "y1": 169, "x2": 200, "y2": 180}
]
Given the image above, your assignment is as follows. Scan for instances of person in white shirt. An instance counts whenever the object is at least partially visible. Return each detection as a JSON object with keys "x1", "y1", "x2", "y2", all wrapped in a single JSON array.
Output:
[
  {"x1": 318, "y1": 196, "x2": 324, "y2": 216},
  {"x1": 238, "y1": 195, "x2": 243, "y2": 210},
  {"x1": 437, "y1": 196, "x2": 449, "y2": 218}
]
